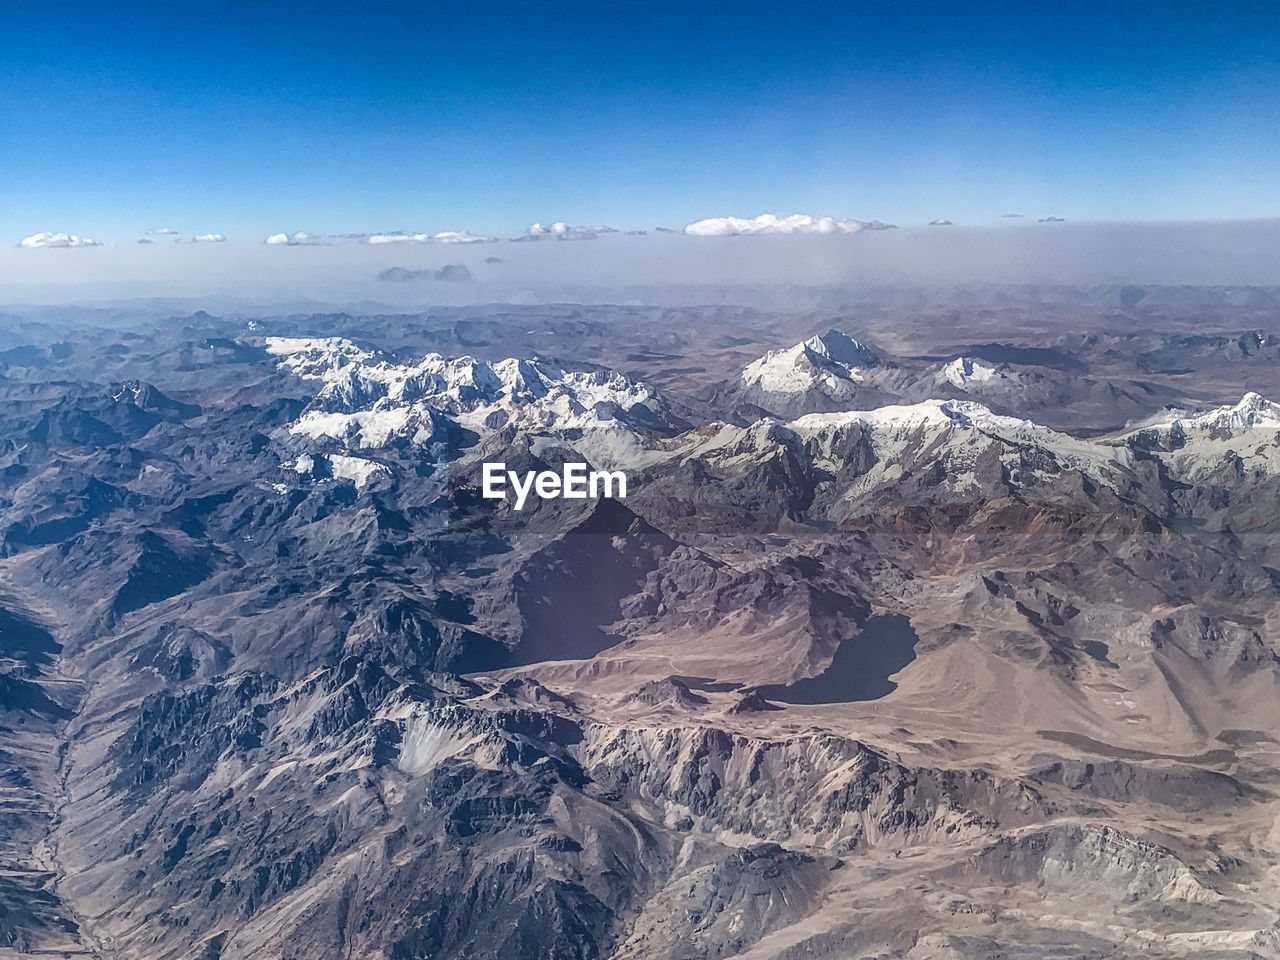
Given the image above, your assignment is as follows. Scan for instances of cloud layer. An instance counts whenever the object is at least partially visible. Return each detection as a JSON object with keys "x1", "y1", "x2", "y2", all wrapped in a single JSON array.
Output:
[
  {"x1": 683, "y1": 213, "x2": 866, "y2": 237},
  {"x1": 377, "y1": 264, "x2": 473, "y2": 282},
  {"x1": 367, "y1": 230, "x2": 496, "y2": 245},
  {"x1": 265, "y1": 232, "x2": 325, "y2": 246},
  {"x1": 18, "y1": 232, "x2": 102, "y2": 248},
  {"x1": 5, "y1": 220, "x2": 1280, "y2": 302},
  {"x1": 515, "y1": 222, "x2": 615, "y2": 241}
]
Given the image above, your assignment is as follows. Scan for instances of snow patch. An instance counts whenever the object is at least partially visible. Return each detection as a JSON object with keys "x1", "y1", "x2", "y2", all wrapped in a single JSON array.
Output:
[
  {"x1": 290, "y1": 452, "x2": 388, "y2": 489},
  {"x1": 327, "y1": 455, "x2": 388, "y2": 488}
]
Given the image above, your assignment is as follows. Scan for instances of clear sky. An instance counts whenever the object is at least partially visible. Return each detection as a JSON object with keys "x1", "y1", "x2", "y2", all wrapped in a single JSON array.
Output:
[{"x1": 2, "y1": 0, "x2": 1278, "y2": 242}]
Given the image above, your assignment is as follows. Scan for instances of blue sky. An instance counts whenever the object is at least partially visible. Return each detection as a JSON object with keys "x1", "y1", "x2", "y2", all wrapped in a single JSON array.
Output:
[{"x1": 2, "y1": 0, "x2": 1278, "y2": 242}]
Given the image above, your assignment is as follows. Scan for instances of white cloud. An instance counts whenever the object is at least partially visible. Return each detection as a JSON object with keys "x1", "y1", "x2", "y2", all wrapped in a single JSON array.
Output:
[
  {"x1": 529, "y1": 221, "x2": 567, "y2": 236},
  {"x1": 432, "y1": 230, "x2": 497, "y2": 244},
  {"x1": 683, "y1": 213, "x2": 865, "y2": 237},
  {"x1": 368, "y1": 231, "x2": 432, "y2": 244},
  {"x1": 366, "y1": 230, "x2": 496, "y2": 245},
  {"x1": 928, "y1": 218, "x2": 954, "y2": 226},
  {"x1": 189, "y1": 233, "x2": 227, "y2": 243},
  {"x1": 517, "y1": 221, "x2": 614, "y2": 241},
  {"x1": 265, "y1": 231, "x2": 325, "y2": 246},
  {"x1": 17, "y1": 232, "x2": 102, "y2": 248},
  {"x1": 146, "y1": 226, "x2": 178, "y2": 235}
]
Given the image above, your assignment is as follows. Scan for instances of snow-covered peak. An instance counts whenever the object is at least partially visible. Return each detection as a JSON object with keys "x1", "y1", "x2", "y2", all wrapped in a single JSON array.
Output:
[
  {"x1": 741, "y1": 331, "x2": 880, "y2": 395},
  {"x1": 264, "y1": 337, "x2": 379, "y2": 382},
  {"x1": 792, "y1": 399, "x2": 1128, "y2": 484},
  {"x1": 1114, "y1": 393, "x2": 1280, "y2": 479},
  {"x1": 263, "y1": 337, "x2": 678, "y2": 467},
  {"x1": 1121, "y1": 393, "x2": 1280, "y2": 443},
  {"x1": 941, "y1": 357, "x2": 1001, "y2": 388},
  {"x1": 789, "y1": 399, "x2": 955, "y2": 437},
  {"x1": 669, "y1": 397, "x2": 1136, "y2": 503},
  {"x1": 801, "y1": 331, "x2": 879, "y2": 368},
  {"x1": 1174, "y1": 392, "x2": 1280, "y2": 436},
  {"x1": 790, "y1": 398, "x2": 1089, "y2": 451}
]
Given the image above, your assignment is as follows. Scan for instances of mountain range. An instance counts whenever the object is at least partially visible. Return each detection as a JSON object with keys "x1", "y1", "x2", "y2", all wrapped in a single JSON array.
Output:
[{"x1": 2, "y1": 300, "x2": 1280, "y2": 959}]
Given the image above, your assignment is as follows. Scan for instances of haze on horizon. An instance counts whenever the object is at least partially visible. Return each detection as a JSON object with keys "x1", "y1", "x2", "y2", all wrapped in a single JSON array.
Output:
[
  {"x1": 2, "y1": 219, "x2": 1279, "y2": 309},
  {"x1": 2, "y1": 0, "x2": 1278, "y2": 283}
]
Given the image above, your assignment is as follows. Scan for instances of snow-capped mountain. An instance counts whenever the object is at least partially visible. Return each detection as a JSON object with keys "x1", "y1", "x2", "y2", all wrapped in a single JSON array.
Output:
[
  {"x1": 634, "y1": 391, "x2": 1280, "y2": 533},
  {"x1": 729, "y1": 334, "x2": 1174, "y2": 429},
  {"x1": 789, "y1": 398, "x2": 1120, "y2": 472},
  {"x1": 1124, "y1": 392, "x2": 1280, "y2": 443},
  {"x1": 264, "y1": 336, "x2": 379, "y2": 380},
  {"x1": 928, "y1": 356, "x2": 1068, "y2": 408},
  {"x1": 264, "y1": 336, "x2": 684, "y2": 469},
  {"x1": 713, "y1": 398, "x2": 1131, "y2": 484},
  {"x1": 728, "y1": 330, "x2": 912, "y2": 417},
  {"x1": 740, "y1": 330, "x2": 881, "y2": 395},
  {"x1": 939, "y1": 356, "x2": 1003, "y2": 389},
  {"x1": 733, "y1": 334, "x2": 1037, "y2": 419},
  {"x1": 636, "y1": 397, "x2": 1159, "y2": 531},
  {"x1": 1116, "y1": 392, "x2": 1280, "y2": 479}
]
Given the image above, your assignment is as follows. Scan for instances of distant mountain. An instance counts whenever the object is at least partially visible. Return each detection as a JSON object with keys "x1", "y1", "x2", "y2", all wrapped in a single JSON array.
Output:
[{"x1": 723, "y1": 332, "x2": 1176, "y2": 428}]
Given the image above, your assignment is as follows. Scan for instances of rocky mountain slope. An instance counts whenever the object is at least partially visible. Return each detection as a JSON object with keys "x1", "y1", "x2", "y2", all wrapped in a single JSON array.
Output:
[{"x1": 2, "y1": 304, "x2": 1280, "y2": 959}]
